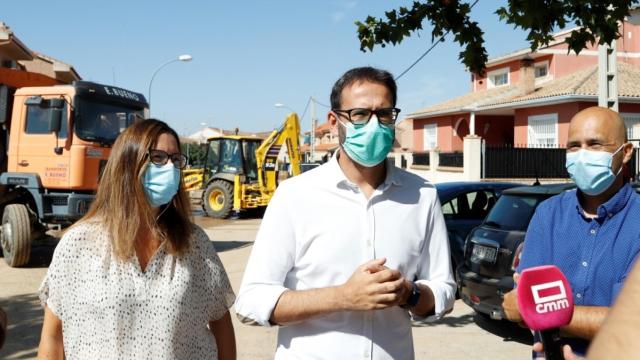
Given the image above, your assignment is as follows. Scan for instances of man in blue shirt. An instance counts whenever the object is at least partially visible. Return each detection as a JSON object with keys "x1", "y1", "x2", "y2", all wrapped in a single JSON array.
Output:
[{"x1": 502, "y1": 106, "x2": 640, "y2": 357}]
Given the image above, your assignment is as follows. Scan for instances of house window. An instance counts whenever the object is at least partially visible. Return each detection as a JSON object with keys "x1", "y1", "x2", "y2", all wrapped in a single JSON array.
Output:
[
  {"x1": 487, "y1": 67, "x2": 509, "y2": 88},
  {"x1": 527, "y1": 113, "x2": 558, "y2": 148},
  {"x1": 621, "y1": 113, "x2": 640, "y2": 140},
  {"x1": 423, "y1": 123, "x2": 437, "y2": 150},
  {"x1": 535, "y1": 64, "x2": 548, "y2": 78}
]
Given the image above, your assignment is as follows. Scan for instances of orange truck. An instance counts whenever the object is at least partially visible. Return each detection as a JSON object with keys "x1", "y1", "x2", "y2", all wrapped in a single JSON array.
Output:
[{"x1": 0, "y1": 81, "x2": 148, "y2": 266}]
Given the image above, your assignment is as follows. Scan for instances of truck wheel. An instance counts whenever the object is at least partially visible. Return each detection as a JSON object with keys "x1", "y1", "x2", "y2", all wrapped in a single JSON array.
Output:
[
  {"x1": 203, "y1": 180, "x2": 234, "y2": 219},
  {"x1": 1, "y1": 204, "x2": 31, "y2": 267}
]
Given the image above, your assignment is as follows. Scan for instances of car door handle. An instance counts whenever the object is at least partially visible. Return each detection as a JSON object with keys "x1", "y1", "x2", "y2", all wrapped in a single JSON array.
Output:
[{"x1": 18, "y1": 160, "x2": 29, "y2": 167}]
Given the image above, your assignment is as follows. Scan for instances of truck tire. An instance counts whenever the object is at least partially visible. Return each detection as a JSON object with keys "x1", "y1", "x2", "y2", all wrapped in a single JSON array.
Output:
[
  {"x1": 1, "y1": 204, "x2": 31, "y2": 267},
  {"x1": 203, "y1": 180, "x2": 234, "y2": 219}
]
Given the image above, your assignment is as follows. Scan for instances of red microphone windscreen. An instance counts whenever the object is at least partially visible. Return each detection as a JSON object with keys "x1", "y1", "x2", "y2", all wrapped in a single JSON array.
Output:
[{"x1": 517, "y1": 265, "x2": 574, "y2": 331}]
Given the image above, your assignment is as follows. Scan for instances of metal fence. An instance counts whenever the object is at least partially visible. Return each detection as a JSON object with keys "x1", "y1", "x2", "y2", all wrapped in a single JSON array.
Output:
[
  {"x1": 439, "y1": 152, "x2": 463, "y2": 168},
  {"x1": 630, "y1": 139, "x2": 640, "y2": 182},
  {"x1": 412, "y1": 152, "x2": 430, "y2": 166},
  {"x1": 483, "y1": 144, "x2": 568, "y2": 179}
]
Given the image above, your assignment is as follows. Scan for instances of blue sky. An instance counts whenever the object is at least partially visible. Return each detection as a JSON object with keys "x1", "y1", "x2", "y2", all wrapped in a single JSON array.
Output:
[{"x1": 4, "y1": 1, "x2": 532, "y2": 136}]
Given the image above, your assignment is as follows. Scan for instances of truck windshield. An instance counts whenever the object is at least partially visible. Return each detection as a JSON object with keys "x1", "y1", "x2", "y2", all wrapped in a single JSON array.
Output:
[{"x1": 74, "y1": 97, "x2": 144, "y2": 144}]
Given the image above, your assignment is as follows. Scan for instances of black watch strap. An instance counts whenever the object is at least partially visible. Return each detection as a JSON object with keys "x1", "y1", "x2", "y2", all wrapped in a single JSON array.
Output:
[{"x1": 406, "y1": 281, "x2": 420, "y2": 308}]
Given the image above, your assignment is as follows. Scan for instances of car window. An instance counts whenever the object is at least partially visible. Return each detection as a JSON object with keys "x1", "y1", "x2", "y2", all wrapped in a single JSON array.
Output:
[
  {"x1": 443, "y1": 190, "x2": 496, "y2": 220},
  {"x1": 442, "y1": 197, "x2": 458, "y2": 216},
  {"x1": 483, "y1": 194, "x2": 546, "y2": 231},
  {"x1": 467, "y1": 190, "x2": 496, "y2": 220}
]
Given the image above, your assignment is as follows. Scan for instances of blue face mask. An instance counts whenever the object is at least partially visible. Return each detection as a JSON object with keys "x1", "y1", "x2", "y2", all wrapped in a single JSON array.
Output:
[
  {"x1": 143, "y1": 162, "x2": 181, "y2": 207},
  {"x1": 339, "y1": 116, "x2": 395, "y2": 167},
  {"x1": 565, "y1": 145, "x2": 624, "y2": 196}
]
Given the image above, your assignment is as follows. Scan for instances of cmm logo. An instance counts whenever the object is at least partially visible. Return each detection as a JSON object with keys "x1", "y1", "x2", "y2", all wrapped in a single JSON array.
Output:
[{"x1": 531, "y1": 280, "x2": 570, "y2": 314}]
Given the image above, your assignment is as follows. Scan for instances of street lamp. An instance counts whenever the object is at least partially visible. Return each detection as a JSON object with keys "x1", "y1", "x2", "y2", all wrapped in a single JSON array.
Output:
[
  {"x1": 274, "y1": 103, "x2": 296, "y2": 113},
  {"x1": 147, "y1": 54, "x2": 193, "y2": 110}
]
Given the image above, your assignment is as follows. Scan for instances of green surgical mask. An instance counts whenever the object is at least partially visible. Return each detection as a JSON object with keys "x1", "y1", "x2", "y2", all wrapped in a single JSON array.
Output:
[{"x1": 339, "y1": 116, "x2": 395, "y2": 167}]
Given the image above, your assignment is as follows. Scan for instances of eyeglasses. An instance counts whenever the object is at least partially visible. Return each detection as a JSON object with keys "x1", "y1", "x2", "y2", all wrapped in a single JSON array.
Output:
[
  {"x1": 148, "y1": 149, "x2": 187, "y2": 169},
  {"x1": 332, "y1": 107, "x2": 401, "y2": 126}
]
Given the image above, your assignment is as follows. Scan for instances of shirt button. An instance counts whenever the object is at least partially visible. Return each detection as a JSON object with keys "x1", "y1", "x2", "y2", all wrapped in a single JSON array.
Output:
[
  {"x1": 582, "y1": 261, "x2": 588, "y2": 267},
  {"x1": 576, "y1": 293, "x2": 582, "y2": 299},
  {"x1": 590, "y1": 229, "x2": 596, "y2": 235}
]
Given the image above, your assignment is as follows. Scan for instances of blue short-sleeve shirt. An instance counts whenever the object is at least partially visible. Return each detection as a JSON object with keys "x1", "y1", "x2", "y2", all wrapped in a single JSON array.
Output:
[{"x1": 518, "y1": 183, "x2": 640, "y2": 355}]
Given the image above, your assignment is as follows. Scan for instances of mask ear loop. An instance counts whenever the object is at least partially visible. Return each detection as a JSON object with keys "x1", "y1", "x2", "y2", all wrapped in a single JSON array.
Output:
[
  {"x1": 612, "y1": 143, "x2": 628, "y2": 176},
  {"x1": 155, "y1": 202, "x2": 171, "y2": 222}
]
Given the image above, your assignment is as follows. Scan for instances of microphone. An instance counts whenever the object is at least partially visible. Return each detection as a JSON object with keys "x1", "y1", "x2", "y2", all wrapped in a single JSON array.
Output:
[{"x1": 517, "y1": 265, "x2": 574, "y2": 360}]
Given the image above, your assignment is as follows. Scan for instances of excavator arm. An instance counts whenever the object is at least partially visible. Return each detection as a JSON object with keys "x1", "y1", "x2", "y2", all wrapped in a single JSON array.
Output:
[{"x1": 255, "y1": 113, "x2": 301, "y2": 196}]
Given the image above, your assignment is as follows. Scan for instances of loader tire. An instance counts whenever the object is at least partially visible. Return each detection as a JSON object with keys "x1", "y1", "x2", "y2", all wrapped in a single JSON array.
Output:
[
  {"x1": 1, "y1": 204, "x2": 31, "y2": 267},
  {"x1": 203, "y1": 180, "x2": 234, "y2": 219}
]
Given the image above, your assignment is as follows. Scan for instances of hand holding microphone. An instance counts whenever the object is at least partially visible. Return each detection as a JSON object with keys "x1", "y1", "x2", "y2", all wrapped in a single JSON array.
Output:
[{"x1": 517, "y1": 265, "x2": 575, "y2": 360}]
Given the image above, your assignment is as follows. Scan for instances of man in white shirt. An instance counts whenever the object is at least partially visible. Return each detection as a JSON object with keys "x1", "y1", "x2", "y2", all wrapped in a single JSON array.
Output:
[{"x1": 235, "y1": 67, "x2": 455, "y2": 359}]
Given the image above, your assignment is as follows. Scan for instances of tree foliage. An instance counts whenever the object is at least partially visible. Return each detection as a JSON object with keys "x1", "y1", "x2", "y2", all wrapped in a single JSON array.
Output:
[
  {"x1": 181, "y1": 143, "x2": 208, "y2": 168},
  {"x1": 356, "y1": 0, "x2": 639, "y2": 75}
]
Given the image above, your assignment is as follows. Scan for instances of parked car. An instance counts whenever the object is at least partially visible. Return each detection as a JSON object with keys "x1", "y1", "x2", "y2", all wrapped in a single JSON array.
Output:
[
  {"x1": 456, "y1": 183, "x2": 576, "y2": 320},
  {"x1": 434, "y1": 182, "x2": 522, "y2": 283},
  {"x1": 300, "y1": 163, "x2": 321, "y2": 173}
]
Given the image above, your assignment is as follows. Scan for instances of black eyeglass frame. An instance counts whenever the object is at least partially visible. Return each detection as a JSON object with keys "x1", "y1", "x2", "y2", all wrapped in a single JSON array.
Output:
[
  {"x1": 147, "y1": 149, "x2": 188, "y2": 169},
  {"x1": 332, "y1": 107, "x2": 401, "y2": 126}
]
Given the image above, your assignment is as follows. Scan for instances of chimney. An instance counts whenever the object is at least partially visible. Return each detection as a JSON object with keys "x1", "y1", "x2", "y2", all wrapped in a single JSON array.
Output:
[{"x1": 519, "y1": 56, "x2": 535, "y2": 96}]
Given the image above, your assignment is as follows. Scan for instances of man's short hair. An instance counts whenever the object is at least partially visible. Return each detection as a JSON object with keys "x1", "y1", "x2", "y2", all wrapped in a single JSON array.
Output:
[{"x1": 330, "y1": 67, "x2": 397, "y2": 109}]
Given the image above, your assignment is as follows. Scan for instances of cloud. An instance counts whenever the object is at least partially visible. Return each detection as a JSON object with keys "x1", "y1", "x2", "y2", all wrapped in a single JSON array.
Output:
[
  {"x1": 345, "y1": 1, "x2": 358, "y2": 9},
  {"x1": 399, "y1": 76, "x2": 452, "y2": 113},
  {"x1": 331, "y1": 1, "x2": 357, "y2": 23},
  {"x1": 332, "y1": 11, "x2": 346, "y2": 23}
]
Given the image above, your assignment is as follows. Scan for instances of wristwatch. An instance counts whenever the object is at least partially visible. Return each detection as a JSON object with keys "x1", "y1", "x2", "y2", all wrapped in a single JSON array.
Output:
[{"x1": 403, "y1": 281, "x2": 421, "y2": 309}]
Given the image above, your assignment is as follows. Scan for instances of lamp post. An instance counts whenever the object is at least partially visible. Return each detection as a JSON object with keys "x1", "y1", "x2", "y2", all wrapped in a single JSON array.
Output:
[
  {"x1": 147, "y1": 54, "x2": 193, "y2": 111},
  {"x1": 274, "y1": 103, "x2": 296, "y2": 113}
]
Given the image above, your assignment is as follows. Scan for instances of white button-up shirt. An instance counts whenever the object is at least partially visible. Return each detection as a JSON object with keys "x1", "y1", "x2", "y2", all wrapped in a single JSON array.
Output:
[{"x1": 235, "y1": 154, "x2": 455, "y2": 360}]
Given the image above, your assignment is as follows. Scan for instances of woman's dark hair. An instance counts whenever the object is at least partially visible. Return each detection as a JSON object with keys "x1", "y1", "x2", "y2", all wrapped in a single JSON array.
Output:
[{"x1": 330, "y1": 67, "x2": 397, "y2": 109}]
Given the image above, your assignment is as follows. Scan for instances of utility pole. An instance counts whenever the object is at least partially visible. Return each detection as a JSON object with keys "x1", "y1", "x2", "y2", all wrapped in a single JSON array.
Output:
[
  {"x1": 310, "y1": 97, "x2": 316, "y2": 162},
  {"x1": 598, "y1": 41, "x2": 618, "y2": 112}
]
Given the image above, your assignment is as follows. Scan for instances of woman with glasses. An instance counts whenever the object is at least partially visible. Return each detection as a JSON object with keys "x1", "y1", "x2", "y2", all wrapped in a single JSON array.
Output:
[{"x1": 37, "y1": 119, "x2": 236, "y2": 360}]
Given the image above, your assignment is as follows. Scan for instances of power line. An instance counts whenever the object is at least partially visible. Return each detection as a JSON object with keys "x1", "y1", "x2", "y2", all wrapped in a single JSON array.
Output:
[
  {"x1": 300, "y1": 97, "x2": 330, "y2": 122},
  {"x1": 299, "y1": 97, "x2": 311, "y2": 121},
  {"x1": 394, "y1": 0, "x2": 480, "y2": 81},
  {"x1": 313, "y1": 99, "x2": 331, "y2": 108}
]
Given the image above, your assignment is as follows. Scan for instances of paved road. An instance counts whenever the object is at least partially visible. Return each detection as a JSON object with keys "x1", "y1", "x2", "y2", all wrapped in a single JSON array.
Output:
[{"x1": 0, "y1": 217, "x2": 532, "y2": 359}]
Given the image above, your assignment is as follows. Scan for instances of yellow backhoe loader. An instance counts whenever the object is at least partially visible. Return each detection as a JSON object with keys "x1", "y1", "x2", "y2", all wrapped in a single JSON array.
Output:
[{"x1": 182, "y1": 113, "x2": 302, "y2": 218}]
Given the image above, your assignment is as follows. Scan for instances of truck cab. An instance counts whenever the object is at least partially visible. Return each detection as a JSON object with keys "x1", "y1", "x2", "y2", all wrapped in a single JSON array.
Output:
[{"x1": 0, "y1": 81, "x2": 147, "y2": 266}]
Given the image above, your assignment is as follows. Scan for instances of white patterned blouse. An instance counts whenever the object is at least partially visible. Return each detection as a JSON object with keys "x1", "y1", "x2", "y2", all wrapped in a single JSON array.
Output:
[{"x1": 39, "y1": 221, "x2": 235, "y2": 359}]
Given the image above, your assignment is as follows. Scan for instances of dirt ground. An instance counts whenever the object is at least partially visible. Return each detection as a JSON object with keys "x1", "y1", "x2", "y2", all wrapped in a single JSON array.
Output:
[{"x1": 0, "y1": 216, "x2": 532, "y2": 359}]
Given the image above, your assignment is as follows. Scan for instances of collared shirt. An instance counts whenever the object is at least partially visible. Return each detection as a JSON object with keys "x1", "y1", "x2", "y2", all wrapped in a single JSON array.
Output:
[
  {"x1": 39, "y1": 222, "x2": 235, "y2": 360},
  {"x1": 235, "y1": 153, "x2": 456, "y2": 360},
  {"x1": 518, "y1": 183, "x2": 640, "y2": 355}
]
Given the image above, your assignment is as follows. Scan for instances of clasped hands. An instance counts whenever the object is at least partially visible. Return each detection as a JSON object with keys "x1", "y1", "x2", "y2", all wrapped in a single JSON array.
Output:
[{"x1": 339, "y1": 258, "x2": 414, "y2": 311}]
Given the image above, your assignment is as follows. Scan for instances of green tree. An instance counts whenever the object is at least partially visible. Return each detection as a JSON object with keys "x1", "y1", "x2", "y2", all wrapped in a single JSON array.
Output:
[
  {"x1": 357, "y1": 0, "x2": 638, "y2": 75},
  {"x1": 182, "y1": 143, "x2": 208, "y2": 168}
]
